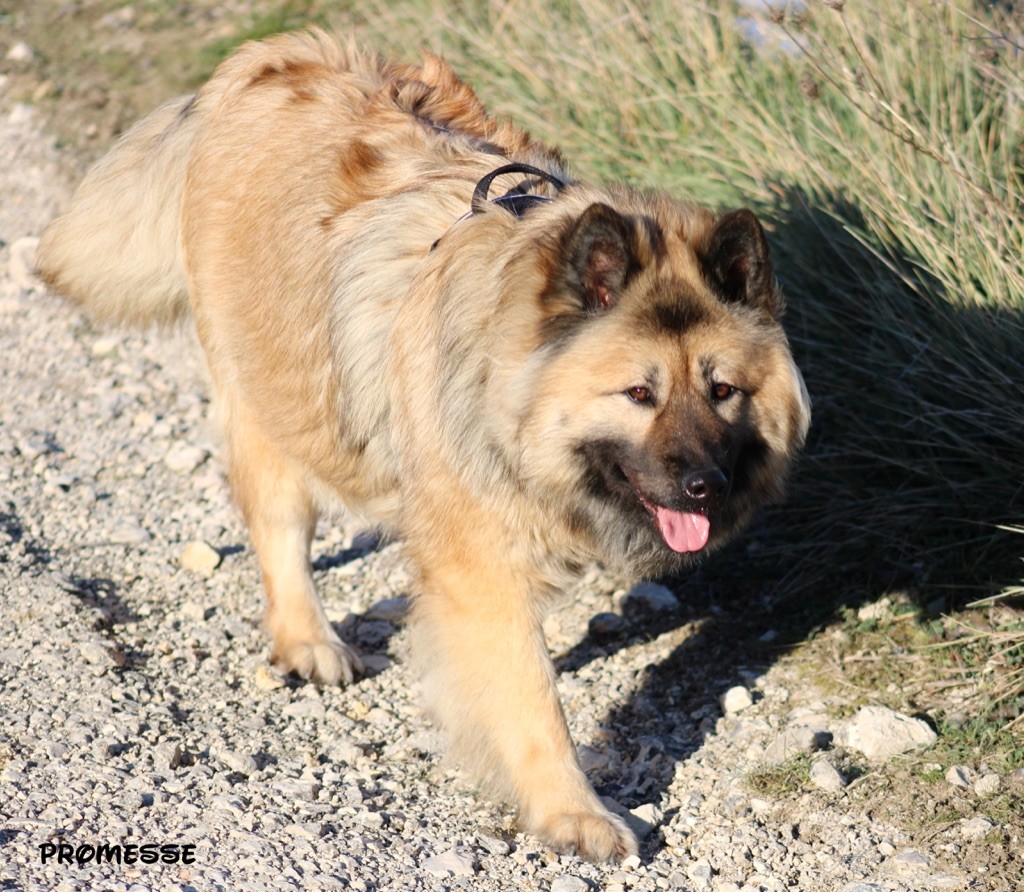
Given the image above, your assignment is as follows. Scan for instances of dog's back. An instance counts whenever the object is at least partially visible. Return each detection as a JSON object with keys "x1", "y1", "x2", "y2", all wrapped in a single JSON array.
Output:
[{"x1": 36, "y1": 29, "x2": 563, "y2": 330}]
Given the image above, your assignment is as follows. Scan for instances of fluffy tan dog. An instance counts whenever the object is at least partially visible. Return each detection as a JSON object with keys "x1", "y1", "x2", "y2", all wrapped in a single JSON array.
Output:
[{"x1": 37, "y1": 30, "x2": 810, "y2": 860}]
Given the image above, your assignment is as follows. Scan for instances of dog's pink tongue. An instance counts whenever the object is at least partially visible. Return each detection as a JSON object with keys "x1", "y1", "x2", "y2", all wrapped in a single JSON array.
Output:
[{"x1": 655, "y1": 507, "x2": 710, "y2": 553}]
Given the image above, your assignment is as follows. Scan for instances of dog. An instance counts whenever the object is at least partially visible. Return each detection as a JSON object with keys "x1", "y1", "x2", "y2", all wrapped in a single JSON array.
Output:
[{"x1": 37, "y1": 29, "x2": 811, "y2": 861}]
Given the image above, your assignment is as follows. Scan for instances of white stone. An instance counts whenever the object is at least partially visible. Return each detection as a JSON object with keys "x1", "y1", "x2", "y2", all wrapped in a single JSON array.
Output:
[
  {"x1": 630, "y1": 802, "x2": 663, "y2": 828},
  {"x1": 360, "y1": 654, "x2": 392, "y2": 675},
  {"x1": 108, "y1": 520, "x2": 151, "y2": 545},
  {"x1": 625, "y1": 580, "x2": 680, "y2": 612},
  {"x1": 810, "y1": 759, "x2": 847, "y2": 792},
  {"x1": 365, "y1": 596, "x2": 408, "y2": 623},
  {"x1": 974, "y1": 773, "x2": 1000, "y2": 797},
  {"x1": 164, "y1": 441, "x2": 209, "y2": 473},
  {"x1": 272, "y1": 780, "x2": 318, "y2": 801},
  {"x1": 621, "y1": 854, "x2": 641, "y2": 870},
  {"x1": 892, "y1": 850, "x2": 932, "y2": 869},
  {"x1": 215, "y1": 749, "x2": 258, "y2": 776},
  {"x1": 687, "y1": 859, "x2": 713, "y2": 889},
  {"x1": 283, "y1": 822, "x2": 323, "y2": 840},
  {"x1": 960, "y1": 816, "x2": 994, "y2": 838},
  {"x1": 6, "y1": 41, "x2": 35, "y2": 62},
  {"x1": 476, "y1": 834, "x2": 510, "y2": 856},
  {"x1": 254, "y1": 665, "x2": 285, "y2": 690},
  {"x1": 551, "y1": 876, "x2": 589, "y2": 892},
  {"x1": 180, "y1": 540, "x2": 221, "y2": 575},
  {"x1": 91, "y1": 336, "x2": 121, "y2": 358},
  {"x1": 578, "y1": 744, "x2": 609, "y2": 773},
  {"x1": 154, "y1": 742, "x2": 182, "y2": 771},
  {"x1": 422, "y1": 848, "x2": 476, "y2": 877},
  {"x1": 945, "y1": 765, "x2": 972, "y2": 788},
  {"x1": 763, "y1": 726, "x2": 819, "y2": 763},
  {"x1": 80, "y1": 640, "x2": 126, "y2": 668},
  {"x1": 836, "y1": 706, "x2": 937, "y2": 759},
  {"x1": 721, "y1": 685, "x2": 754, "y2": 715}
]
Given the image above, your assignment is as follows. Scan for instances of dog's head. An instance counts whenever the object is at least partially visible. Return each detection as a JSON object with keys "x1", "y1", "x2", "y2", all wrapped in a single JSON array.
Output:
[{"x1": 495, "y1": 194, "x2": 811, "y2": 576}]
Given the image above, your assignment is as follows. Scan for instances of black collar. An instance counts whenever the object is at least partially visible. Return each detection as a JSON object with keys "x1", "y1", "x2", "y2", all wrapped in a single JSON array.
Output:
[{"x1": 430, "y1": 163, "x2": 566, "y2": 252}]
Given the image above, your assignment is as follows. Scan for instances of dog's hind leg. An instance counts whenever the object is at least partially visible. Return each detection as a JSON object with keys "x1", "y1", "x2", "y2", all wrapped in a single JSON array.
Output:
[{"x1": 220, "y1": 392, "x2": 362, "y2": 686}]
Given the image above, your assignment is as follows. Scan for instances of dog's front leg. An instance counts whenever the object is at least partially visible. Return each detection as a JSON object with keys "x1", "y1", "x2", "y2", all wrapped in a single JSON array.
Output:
[{"x1": 408, "y1": 538, "x2": 637, "y2": 862}]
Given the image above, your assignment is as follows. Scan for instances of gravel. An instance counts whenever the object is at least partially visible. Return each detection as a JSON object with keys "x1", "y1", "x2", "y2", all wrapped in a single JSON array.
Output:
[{"x1": 0, "y1": 102, "x2": 1016, "y2": 891}]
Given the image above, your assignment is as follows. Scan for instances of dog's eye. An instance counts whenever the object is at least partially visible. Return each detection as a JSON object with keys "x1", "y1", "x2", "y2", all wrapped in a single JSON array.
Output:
[
  {"x1": 711, "y1": 382, "x2": 736, "y2": 402},
  {"x1": 626, "y1": 385, "x2": 653, "y2": 405}
]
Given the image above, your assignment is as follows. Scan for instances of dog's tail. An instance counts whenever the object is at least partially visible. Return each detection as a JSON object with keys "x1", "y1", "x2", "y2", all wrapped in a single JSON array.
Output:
[{"x1": 36, "y1": 94, "x2": 200, "y2": 327}]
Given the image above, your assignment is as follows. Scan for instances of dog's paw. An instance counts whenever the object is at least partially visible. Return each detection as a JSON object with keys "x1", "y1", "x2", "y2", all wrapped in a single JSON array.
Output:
[
  {"x1": 272, "y1": 638, "x2": 363, "y2": 686},
  {"x1": 537, "y1": 807, "x2": 638, "y2": 863}
]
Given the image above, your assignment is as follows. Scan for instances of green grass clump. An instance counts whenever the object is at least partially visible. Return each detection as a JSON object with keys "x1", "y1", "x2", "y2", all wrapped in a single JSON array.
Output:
[{"x1": 746, "y1": 753, "x2": 812, "y2": 797}]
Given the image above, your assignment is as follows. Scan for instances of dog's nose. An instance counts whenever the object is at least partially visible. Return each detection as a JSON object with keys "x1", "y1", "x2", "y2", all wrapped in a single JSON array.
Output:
[{"x1": 681, "y1": 468, "x2": 729, "y2": 506}]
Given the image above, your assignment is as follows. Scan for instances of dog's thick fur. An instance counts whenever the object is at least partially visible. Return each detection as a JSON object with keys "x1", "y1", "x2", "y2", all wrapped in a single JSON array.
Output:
[{"x1": 37, "y1": 30, "x2": 811, "y2": 861}]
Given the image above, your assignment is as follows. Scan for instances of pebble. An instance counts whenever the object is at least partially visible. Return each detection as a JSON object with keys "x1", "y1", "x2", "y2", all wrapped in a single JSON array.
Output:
[
  {"x1": 763, "y1": 727, "x2": 819, "y2": 763},
  {"x1": 180, "y1": 540, "x2": 222, "y2": 575},
  {"x1": 365, "y1": 596, "x2": 409, "y2": 623},
  {"x1": 80, "y1": 640, "x2": 127, "y2": 669},
  {"x1": 361, "y1": 653, "x2": 393, "y2": 675},
  {"x1": 422, "y1": 848, "x2": 477, "y2": 877},
  {"x1": 154, "y1": 742, "x2": 182, "y2": 771},
  {"x1": 959, "y1": 817, "x2": 994, "y2": 838},
  {"x1": 945, "y1": 765, "x2": 972, "y2": 788},
  {"x1": 973, "y1": 773, "x2": 1000, "y2": 797},
  {"x1": 809, "y1": 759, "x2": 847, "y2": 792},
  {"x1": 215, "y1": 749, "x2": 258, "y2": 776},
  {"x1": 622, "y1": 580, "x2": 680, "y2": 613},
  {"x1": 588, "y1": 611, "x2": 628, "y2": 640},
  {"x1": 721, "y1": 685, "x2": 754, "y2": 715},
  {"x1": 892, "y1": 850, "x2": 931, "y2": 869},
  {"x1": 551, "y1": 876, "x2": 589, "y2": 892},
  {"x1": 274, "y1": 780, "x2": 320, "y2": 801},
  {"x1": 6, "y1": 41, "x2": 35, "y2": 62},
  {"x1": 91, "y1": 335, "x2": 121, "y2": 358},
  {"x1": 164, "y1": 441, "x2": 209, "y2": 473},
  {"x1": 254, "y1": 665, "x2": 286, "y2": 690},
  {"x1": 282, "y1": 698, "x2": 326, "y2": 720},
  {"x1": 283, "y1": 822, "x2": 324, "y2": 840},
  {"x1": 108, "y1": 520, "x2": 151, "y2": 545},
  {"x1": 686, "y1": 859, "x2": 713, "y2": 889},
  {"x1": 835, "y1": 706, "x2": 937, "y2": 759},
  {"x1": 477, "y1": 834, "x2": 511, "y2": 856},
  {"x1": 629, "y1": 801, "x2": 663, "y2": 836}
]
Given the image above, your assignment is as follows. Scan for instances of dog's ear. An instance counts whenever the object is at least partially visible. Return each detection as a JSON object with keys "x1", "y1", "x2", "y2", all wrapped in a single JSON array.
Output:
[
  {"x1": 560, "y1": 203, "x2": 639, "y2": 313},
  {"x1": 702, "y1": 209, "x2": 781, "y2": 317}
]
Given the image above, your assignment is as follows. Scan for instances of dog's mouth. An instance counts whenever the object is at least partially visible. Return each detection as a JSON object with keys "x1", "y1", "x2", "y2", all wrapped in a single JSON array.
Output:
[{"x1": 623, "y1": 471, "x2": 711, "y2": 554}]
